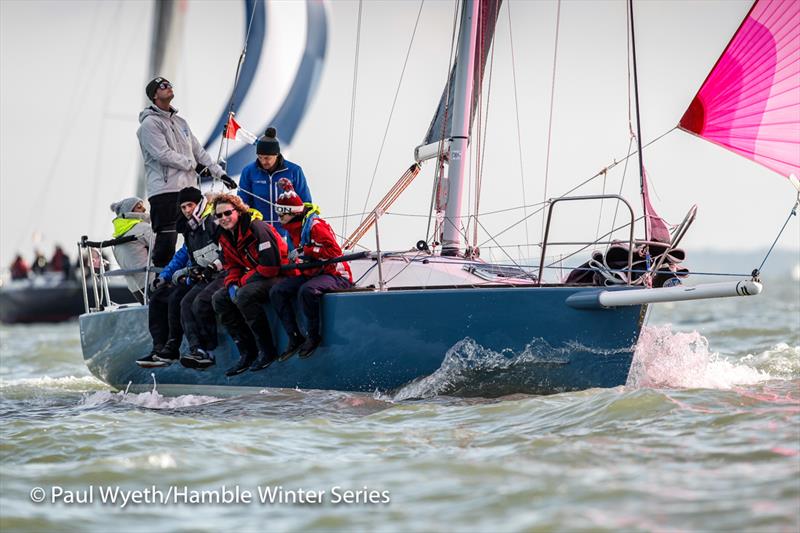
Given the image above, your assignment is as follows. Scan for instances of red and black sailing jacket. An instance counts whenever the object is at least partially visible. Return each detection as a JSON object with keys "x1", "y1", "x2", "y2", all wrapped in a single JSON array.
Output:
[
  {"x1": 284, "y1": 216, "x2": 353, "y2": 282},
  {"x1": 218, "y1": 212, "x2": 295, "y2": 287}
]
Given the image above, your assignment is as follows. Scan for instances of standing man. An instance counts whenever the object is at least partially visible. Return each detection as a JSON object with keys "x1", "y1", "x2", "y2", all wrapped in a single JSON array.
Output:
[
  {"x1": 238, "y1": 127, "x2": 312, "y2": 237},
  {"x1": 137, "y1": 76, "x2": 237, "y2": 267}
]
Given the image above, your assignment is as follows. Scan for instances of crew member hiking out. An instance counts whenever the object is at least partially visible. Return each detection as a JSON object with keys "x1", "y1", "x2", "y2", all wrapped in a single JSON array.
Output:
[
  {"x1": 270, "y1": 179, "x2": 353, "y2": 360},
  {"x1": 211, "y1": 194, "x2": 295, "y2": 376},
  {"x1": 136, "y1": 187, "x2": 226, "y2": 369},
  {"x1": 137, "y1": 76, "x2": 237, "y2": 268},
  {"x1": 237, "y1": 127, "x2": 312, "y2": 237},
  {"x1": 172, "y1": 187, "x2": 227, "y2": 370}
]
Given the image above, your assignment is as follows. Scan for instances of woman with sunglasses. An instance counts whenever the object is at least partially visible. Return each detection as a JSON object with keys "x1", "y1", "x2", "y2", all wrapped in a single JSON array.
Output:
[
  {"x1": 210, "y1": 194, "x2": 294, "y2": 376},
  {"x1": 137, "y1": 76, "x2": 236, "y2": 269}
]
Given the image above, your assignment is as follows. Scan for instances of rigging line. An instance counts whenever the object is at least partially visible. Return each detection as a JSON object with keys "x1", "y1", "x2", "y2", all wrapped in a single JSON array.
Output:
[
  {"x1": 89, "y1": 0, "x2": 126, "y2": 239},
  {"x1": 608, "y1": 136, "x2": 635, "y2": 252},
  {"x1": 476, "y1": 126, "x2": 676, "y2": 250},
  {"x1": 545, "y1": 215, "x2": 644, "y2": 269},
  {"x1": 756, "y1": 195, "x2": 799, "y2": 274},
  {"x1": 217, "y1": 0, "x2": 260, "y2": 163},
  {"x1": 342, "y1": 0, "x2": 363, "y2": 238},
  {"x1": 628, "y1": 0, "x2": 648, "y2": 241},
  {"x1": 479, "y1": 200, "x2": 549, "y2": 216},
  {"x1": 475, "y1": 218, "x2": 537, "y2": 282},
  {"x1": 14, "y1": 4, "x2": 108, "y2": 254},
  {"x1": 594, "y1": 168, "x2": 608, "y2": 243},
  {"x1": 358, "y1": 0, "x2": 426, "y2": 226},
  {"x1": 540, "y1": 0, "x2": 562, "y2": 244},
  {"x1": 507, "y1": 0, "x2": 529, "y2": 248},
  {"x1": 426, "y1": 0, "x2": 461, "y2": 245}
]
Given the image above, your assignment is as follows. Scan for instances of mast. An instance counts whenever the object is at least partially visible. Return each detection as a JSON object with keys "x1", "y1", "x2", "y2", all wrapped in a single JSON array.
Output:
[
  {"x1": 441, "y1": 0, "x2": 481, "y2": 257},
  {"x1": 628, "y1": 0, "x2": 648, "y2": 241}
]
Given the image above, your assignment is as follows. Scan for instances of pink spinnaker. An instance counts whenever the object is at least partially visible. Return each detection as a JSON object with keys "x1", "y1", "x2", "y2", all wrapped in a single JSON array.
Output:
[{"x1": 679, "y1": 0, "x2": 800, "y2": 179}]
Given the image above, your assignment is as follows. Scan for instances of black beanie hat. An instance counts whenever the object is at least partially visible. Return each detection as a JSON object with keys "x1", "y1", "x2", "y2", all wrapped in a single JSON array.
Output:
[
  {"x1": 177, "y1": 187, "x2": 202, "y2": 206},
  {"x1": 145, "y1": 76, "x2": 170, "y2": 101},
  {"x1": 256, "y1": 127, "x2": 280, "y2": 156}
]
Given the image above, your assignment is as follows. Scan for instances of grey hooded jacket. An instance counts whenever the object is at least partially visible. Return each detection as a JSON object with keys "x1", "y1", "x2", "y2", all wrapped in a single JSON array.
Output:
[
  {"x1": 111, "y1": 212, "x2": 155, "y2": 294},
  {"x1": 137, "y1": 105, "x2": 224, "y2": 198}
]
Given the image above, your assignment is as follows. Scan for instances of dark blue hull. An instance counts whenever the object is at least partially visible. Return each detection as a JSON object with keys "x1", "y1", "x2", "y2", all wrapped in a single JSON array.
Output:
[{"x1": 79, "y1": 286, "x2": 646, "y2": 396}]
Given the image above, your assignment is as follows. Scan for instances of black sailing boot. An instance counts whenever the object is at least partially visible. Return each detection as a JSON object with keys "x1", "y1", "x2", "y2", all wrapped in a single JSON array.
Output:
[
  {"x1": 297, "y1": 333, "x2": 322, "y2": 359},
  {"x1": 249, "y1": 350, "x2": 278, "y2": 372},
  {"x1": 137, "y1": 345, "x2": 168, "y2": 368},
  {"x1": 225, "y1": 337, "x2": 257, "y2": 377},
  {"x1": 278, "y1": 332, "x2": 306, "y2": 362},
  {"x1": 153, "y1": 338, "x2": 180, "y2": 365}
]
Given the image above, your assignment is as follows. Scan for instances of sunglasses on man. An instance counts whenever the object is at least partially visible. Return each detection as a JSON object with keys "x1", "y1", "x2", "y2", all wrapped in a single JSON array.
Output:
[
  {"x1": 158, "y1": 82, "x2": 172, "y2": 90},
  {"x1": 215, "y1": 209, "x2": 235, "y2": 219}
]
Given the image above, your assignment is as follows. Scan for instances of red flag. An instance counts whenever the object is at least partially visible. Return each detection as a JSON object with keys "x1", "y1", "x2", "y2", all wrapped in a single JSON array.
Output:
[
  {"x1": 224, "y1": 115, "x2": 257, "y2": 144},
  {"x1": 224, "y1": 115, "x2": 240, "y2": 140}
]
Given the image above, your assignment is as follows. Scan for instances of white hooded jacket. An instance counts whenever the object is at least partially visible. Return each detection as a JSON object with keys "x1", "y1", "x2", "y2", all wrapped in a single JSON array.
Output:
[{"x1": 137, "y1": 105, "x2": 223, "y2": 198}]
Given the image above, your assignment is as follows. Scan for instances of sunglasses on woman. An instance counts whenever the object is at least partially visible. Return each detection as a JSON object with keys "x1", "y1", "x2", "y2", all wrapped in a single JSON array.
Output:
[{"x1": 215, "y1": 209, "x2": 235, "y2": 219}]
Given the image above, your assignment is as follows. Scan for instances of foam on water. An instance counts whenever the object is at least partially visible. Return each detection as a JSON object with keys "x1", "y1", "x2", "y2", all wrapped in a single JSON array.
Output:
[
  {"x1": 390, "y1": 323, "x2": 789, "y2": 400},
  {"x1": 0, "y1": 375, "x2": 106, "y2": 391},
  {"x1": 80, "y1": 376, "x2": 222, "y2": 410},
  {"x1": 740, "y1": 342, "x2": 800, "y2": 378},
  {"x1": 391, "y1": 337, "x2": 573, "y2": 400},
  {"x1": 627, "y1": 324, "x2": 773, "y2": 390}
]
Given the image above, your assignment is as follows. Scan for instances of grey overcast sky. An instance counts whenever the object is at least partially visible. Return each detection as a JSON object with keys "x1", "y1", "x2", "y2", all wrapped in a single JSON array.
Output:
[{"x1": 1, "y1": 0, "x2": 797, "y2": 272}]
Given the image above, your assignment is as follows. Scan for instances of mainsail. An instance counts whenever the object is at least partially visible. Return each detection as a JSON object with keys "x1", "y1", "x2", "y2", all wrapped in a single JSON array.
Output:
[{"x1": 679, "y1": 0, "x2": 800, "y2": 179}]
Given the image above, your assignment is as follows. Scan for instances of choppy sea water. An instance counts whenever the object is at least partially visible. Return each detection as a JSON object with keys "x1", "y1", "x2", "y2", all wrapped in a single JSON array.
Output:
[{"x1": 0, "y1": 277, "x2": 798, "y2": 532}]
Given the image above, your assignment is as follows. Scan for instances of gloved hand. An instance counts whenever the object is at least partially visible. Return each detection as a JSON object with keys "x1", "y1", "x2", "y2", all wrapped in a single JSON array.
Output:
[
  {"x1": 228, "y1": 284, "x2": 239, "y2": 304},
  {"x1": 195, "y1": 164, "x2": 211, "y2": 178},
  {"x1": 201, "y1": 264, "x2": 218, "y2": 281},
  {"x1": 220, "y1": 174, "x2": 238, "y2": 190},
  {"x1": 171, "y1": 267, "x2": 190, "y2": 285},
  {"x1": 288, "y1": 248, "x2": 301, "y2": 262},
  {"x1": 188, "y1": 266, "x2": 205, "y2": 283},
  {"x1": 150, "y1": 276, "x2": 166, "y2": 293}
]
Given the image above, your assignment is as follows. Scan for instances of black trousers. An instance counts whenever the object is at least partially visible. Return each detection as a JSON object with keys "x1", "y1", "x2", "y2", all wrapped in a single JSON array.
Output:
[
  {"x1": 180, "y1": 275, "x2": 224, "y2": 351},
  {"x1": 148, "y1": 282, "x2": 192, "y2": 349},
  {"x1": 148, "y1": 192, "x2": 179, "y2": 268},
  {"x1": 270, "y1": 274, "x2": 352, "y2": 338},
  {"x1": 212, "y1": 276, "x2": 281, "y2": 357}
]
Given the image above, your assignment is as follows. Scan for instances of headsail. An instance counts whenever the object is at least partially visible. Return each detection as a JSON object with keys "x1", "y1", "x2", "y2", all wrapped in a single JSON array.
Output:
[{"x1": 679, "y1": 0, "x2": 800, "y2": 179}]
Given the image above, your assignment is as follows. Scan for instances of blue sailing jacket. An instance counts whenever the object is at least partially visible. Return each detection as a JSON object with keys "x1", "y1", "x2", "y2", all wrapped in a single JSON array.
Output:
[
  {"x1": 159, "y1": 244, "x2": 190, "y2": 282},
  {"x1": 237, "y1": 156, "x2": 312, "y2": 236}
]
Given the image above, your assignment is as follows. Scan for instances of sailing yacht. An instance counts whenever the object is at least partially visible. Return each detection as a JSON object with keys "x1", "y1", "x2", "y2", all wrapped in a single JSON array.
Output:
[{"x1": 78, "y1": 0, "x2": 797, "y2": 396}]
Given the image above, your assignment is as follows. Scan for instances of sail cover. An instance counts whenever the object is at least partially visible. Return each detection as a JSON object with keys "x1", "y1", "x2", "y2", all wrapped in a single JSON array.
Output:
[
  {"x1": 679, "y1": 0, "x2": 800, "y2": 179},
  {"x1": 422, "y1": 0, "x2": 503, "y2": 145}
]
